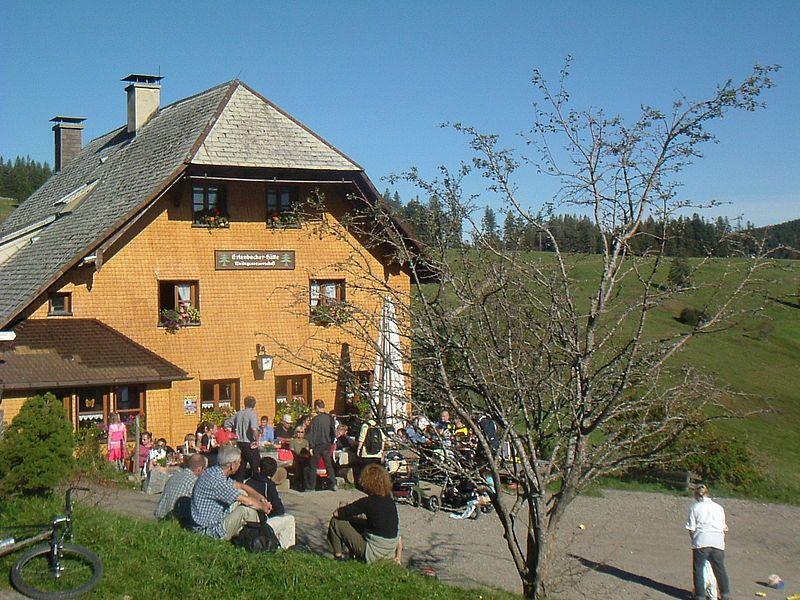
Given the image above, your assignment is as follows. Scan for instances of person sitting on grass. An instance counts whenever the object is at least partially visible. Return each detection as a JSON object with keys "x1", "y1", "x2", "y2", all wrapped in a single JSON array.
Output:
[
  {"x1": 190, "y1": 445, "x2": 272, "y2": 541},
  {"x1": 327, "y1": 463, "x2": 400, "y2": 563},
  {"x1": 155, "y1": 453, "x2": 208, "y2": 523},
  {"x1": 246, "y1": 456, "x2": 295, "y2": 549}
]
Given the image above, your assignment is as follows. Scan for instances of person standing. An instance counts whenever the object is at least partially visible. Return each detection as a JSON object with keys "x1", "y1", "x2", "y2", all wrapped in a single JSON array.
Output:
[
  {"x1": 356, "y1": 418, "x2": 385, "y2": 480},
  {"x1": 305, "y1": 400, "x2": 337, "y2": 492},
  {"x1": 686, "y1": 484, "x2": 731, "y2": 600},
  {"x1": 107, "y1": 413, "x2": 127, "y2": 470},
  {"x1": 233, "y1": 396, "x2": 260, "y2": 482}
]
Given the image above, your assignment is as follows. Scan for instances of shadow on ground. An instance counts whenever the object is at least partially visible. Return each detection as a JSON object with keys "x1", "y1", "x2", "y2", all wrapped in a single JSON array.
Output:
[{"x1": 569, "y1": 554, "x2": 689, "y2": 599}]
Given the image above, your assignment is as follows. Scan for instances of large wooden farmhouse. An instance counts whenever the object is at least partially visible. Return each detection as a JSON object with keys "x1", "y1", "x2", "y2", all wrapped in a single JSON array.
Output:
[{"x1": 0, "y1": 75, "x2": 418, "y2": 444}]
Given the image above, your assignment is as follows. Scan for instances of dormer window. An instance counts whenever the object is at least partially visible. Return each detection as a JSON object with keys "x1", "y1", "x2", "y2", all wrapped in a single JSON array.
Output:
[
  {"x1": 48, "y1": 292, "x2": 72, "y2": 316},
  {"x1": 193, "y1": 185, "x2": 228, "y2": 228}
]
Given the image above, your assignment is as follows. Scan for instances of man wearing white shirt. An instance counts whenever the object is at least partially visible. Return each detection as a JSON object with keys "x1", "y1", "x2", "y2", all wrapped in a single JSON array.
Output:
[{"x1": 686, "y1": 484, "x2": 731, "y2": 600}]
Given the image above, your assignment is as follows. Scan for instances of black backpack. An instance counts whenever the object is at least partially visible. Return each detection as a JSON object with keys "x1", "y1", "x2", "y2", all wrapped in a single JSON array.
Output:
[
  {"x1": 231, "y1": 521, "x2": 280, "y2": 553},
  {"x1": 364, "y1": 425, "x2": 383, "y2": 455}
]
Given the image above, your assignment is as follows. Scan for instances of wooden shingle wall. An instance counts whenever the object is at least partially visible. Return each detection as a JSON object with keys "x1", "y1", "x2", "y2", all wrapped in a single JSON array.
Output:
[{"x1": 14, "y1": 181, "x2": 411, "y2": 444}]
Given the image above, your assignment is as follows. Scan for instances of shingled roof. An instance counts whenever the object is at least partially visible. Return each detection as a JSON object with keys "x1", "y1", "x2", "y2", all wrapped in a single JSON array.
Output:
[
  {"x1": 0, "y1": 319, "x2": 188, "y2": 390},
  {"x1": 0, "y1": 80, "x2": 368, "y2": 329}
]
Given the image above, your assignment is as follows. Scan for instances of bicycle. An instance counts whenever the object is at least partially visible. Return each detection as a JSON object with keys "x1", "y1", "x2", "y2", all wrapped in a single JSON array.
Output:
[{"x1": 0, "y1": 487, "x2": 103, "y2": 599}]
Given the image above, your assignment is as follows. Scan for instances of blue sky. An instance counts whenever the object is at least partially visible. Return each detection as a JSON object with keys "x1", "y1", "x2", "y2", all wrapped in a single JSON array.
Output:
[{"x1": 1, "y1": 1, "x2": 797, "y2": 226}]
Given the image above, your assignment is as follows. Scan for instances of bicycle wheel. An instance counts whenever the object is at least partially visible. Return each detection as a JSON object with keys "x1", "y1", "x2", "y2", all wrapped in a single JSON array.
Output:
[{"x1": 11, "y1": 543, "x2": 103, "y2": 599}]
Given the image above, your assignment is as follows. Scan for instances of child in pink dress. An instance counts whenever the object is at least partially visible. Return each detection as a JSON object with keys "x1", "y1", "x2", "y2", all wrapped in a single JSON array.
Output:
[{"x1": 107, "y1": 413, "x2": 127, "y2": 470}]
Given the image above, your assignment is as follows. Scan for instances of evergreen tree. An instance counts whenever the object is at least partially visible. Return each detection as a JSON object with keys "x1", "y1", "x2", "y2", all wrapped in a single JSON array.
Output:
[
  {"x1": 0, "y1": 393, "x2": 75, "y2": 497},
  {"x1": 668, "y1": 256, "x2": 692, "y2": 288},
  {"x1": 0, "y1": 155, "x2": 52, "y2": 202},
  {"x1": 480, "y1": 206, "x2": 500, "y2": 247}
]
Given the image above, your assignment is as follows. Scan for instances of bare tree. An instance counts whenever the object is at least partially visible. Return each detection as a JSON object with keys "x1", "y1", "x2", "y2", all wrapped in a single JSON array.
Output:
[{"x1": 269, "y1": 62, "x2": 779, "y2": 598}]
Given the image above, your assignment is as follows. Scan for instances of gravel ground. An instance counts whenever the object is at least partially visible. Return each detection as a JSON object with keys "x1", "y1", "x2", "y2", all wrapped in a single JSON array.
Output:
[{"x1": 3, "y1": 484, "x2": 798, "y2": 599}]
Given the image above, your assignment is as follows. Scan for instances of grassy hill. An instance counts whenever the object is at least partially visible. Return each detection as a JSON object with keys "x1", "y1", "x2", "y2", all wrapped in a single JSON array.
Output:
[
  {"x1": 421, "y1": 251, "x2": 800, "y2": 502},
  {"x1": 563, "y1": 254, "x2": 798, "y2": 500},
  {"x1": 0, "y1": 196, "x2": 18, "y2": 224}
]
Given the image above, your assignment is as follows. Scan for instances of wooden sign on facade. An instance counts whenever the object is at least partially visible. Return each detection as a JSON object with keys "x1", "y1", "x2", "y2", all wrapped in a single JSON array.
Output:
[{"x1": 215, "y1": 250, "x2": 296, "y2": 270}]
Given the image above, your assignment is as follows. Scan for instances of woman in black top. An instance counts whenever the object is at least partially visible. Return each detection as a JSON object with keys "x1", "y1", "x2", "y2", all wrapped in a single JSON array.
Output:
[{"x1": 327, "y1": 464, "x2": 400, "y2": 563}]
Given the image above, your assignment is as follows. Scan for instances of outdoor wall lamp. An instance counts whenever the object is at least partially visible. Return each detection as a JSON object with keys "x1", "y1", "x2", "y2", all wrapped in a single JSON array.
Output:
[{"x1": 256, "y1": 344, "x2": 274, "y2": 371}]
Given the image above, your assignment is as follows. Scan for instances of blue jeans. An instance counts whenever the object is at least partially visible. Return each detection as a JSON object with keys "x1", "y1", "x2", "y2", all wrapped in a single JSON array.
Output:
[{"x1": 692, "y1": 547, "x2": 730, "y2": 600}]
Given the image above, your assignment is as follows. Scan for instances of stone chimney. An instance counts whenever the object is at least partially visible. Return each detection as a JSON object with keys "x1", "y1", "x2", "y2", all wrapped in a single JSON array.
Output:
[
  {"x1": 122, "y1": 74, "x2": 163, "y2": 134},
  {"x1": 51, "y1": 116, "x2": 86, "y2": 172}
]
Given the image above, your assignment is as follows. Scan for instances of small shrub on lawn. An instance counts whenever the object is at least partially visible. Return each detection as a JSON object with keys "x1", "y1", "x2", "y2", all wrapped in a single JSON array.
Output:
[
  {"x1": 0, "y1": 393, "x2": 74, "y2": 497},
  {"x1": 679, "y1": 307, "x2": 708, "y2": 326},
  {"x1": 670, "y1": 426, "x2": 760, "y2": 488}
]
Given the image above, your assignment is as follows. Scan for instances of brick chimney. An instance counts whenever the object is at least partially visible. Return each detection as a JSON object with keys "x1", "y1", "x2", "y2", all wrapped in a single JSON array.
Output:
[
  {"x1": 51, "y1": 116, "x2": 86, "y2": 172},
  {"x1": 122, "y1": 74, "x2": 163, "y2": 134}
]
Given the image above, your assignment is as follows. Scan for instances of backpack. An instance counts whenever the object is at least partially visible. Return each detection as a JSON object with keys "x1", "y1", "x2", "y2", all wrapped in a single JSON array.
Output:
[
  {"x1": 364, "y1": 425, "x2": 383, "y2": 455},
  {"x1": 231, "y1": 521, "x2": 280, "y2": 553}
]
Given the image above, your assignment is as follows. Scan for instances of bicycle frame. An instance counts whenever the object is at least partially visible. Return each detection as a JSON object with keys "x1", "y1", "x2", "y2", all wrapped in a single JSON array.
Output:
[{"x1": 0, "y1": 487, "x2": 85, "y2": 559}]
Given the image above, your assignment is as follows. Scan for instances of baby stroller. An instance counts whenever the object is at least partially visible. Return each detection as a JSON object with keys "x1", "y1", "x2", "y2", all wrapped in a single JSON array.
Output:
[
  {"x1": 386, "y1": 451, "x2": 427, "y2": 506},
  {"x1": 415, "y1": 465, "x2": 494, "y2": 519}
]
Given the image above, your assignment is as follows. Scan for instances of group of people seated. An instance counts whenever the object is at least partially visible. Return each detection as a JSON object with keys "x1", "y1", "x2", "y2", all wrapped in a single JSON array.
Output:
[
  {"x1": 147, "y1": 397, "x2": 401, "y2": 564},
  {"x1": 152, "y1": 440, "x2": 400, "y2": 564},
  {"x1": 154, "y1": 445, "x2": 296, "y2": 549},
  {"x1": 398, "y1": 410, "x2": 499, "y2": 455}
]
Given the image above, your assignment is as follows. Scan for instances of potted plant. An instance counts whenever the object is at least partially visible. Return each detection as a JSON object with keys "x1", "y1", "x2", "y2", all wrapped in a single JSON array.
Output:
[
  {"x1": 160, "y1": 303, "x2": 201, "y2": 332},
  {"x1": 311, "y1": 302, "x2": 352, "y2": 326},
  {"x1": 195, "y1": 209, "x2": 229, "y2": 228}
]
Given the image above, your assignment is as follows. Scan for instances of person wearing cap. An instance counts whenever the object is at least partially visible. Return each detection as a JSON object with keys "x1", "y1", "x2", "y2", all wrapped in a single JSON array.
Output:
[
  {"x1": 686, "y1": 484, "x2": 731, "y2": 600},
  {"x1": 275, "y1": 413, "x2": 294, "y2": 440}
]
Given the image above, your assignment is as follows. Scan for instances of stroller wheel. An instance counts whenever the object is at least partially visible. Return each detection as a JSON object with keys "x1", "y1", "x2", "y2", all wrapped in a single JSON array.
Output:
[
  {"x1": 427, "y1": 495, "x2": 440, "y2": 513},
  {"x1": 411, "y1": 489, "x2": 422, "y2": 508}
]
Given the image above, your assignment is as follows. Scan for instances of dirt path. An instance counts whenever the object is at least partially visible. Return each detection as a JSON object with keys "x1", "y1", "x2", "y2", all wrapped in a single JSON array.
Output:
[{"x1": 19, "y1": 484, "x2": 799, "y2": 599}]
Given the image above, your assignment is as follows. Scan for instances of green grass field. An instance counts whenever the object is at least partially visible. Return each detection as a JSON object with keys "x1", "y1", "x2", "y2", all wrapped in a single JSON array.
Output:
[
  {"x1": 0, "y1": 496, "x2": 516, "y2": 599},
  {"x1": 567, "y1": 254, "x2": 799, "y2": 500},
  {"x1": 0, "y1": 197, "x2": 18, "y2": 224},
  {"x1": 423, "y1": 251, "x2": 800, "y2": 502}
]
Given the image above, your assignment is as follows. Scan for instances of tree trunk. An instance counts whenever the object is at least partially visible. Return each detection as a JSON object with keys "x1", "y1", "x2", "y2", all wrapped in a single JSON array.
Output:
[{"x1": 523, "y1": 512, "x2": 554, "y2": 598}]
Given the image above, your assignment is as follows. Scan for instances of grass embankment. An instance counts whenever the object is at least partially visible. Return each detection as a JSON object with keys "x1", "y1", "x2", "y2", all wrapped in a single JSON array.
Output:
[{"x1": 0, "y1": 494, "x2": 516, "y2": 600}]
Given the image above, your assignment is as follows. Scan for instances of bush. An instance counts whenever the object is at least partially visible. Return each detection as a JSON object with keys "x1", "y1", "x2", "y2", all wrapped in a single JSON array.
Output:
[
  {"x1": 197, "y1": 408, "x2": 235, "y2": 429},
  {"x1": 670, "y1": 426, "x2": 760, "y2": 488},
  {"x1": 275, "y1": 400, "x2": 312, "y2": 426},
  {"x1": 0, "y1": 393, "x2": 75, "y2": 497},
  {"x1": 679, "y1": 307, "x2": 708, "y2": 326}
]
